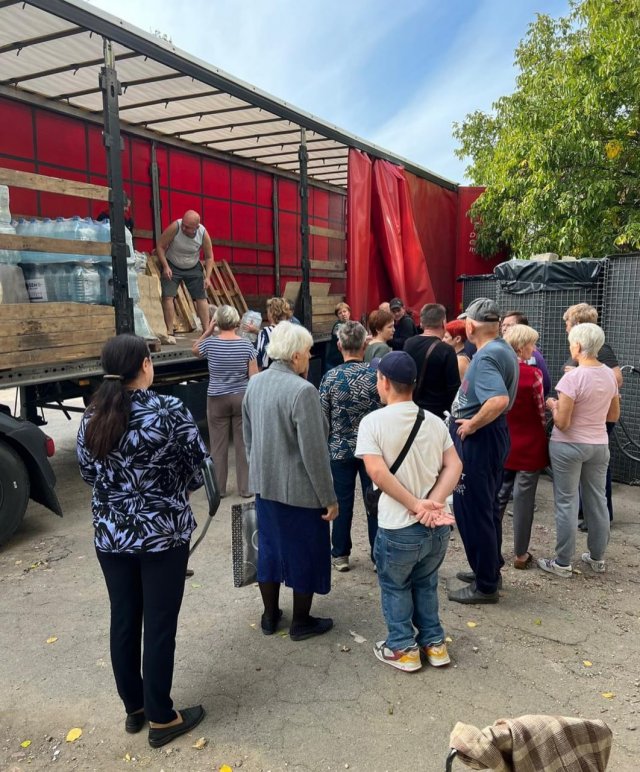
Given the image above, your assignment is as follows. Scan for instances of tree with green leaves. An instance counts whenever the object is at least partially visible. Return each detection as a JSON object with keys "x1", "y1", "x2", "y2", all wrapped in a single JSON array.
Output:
[{"x1": 454, "y1": 0, "x2": 640, "y2": 258}]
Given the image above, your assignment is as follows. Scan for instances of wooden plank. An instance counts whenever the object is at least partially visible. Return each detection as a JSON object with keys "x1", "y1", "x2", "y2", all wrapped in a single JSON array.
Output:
[
  {"x1": 0, "y1": 328, "x2": 114, "y2": 354},
  {"x1": 1, "y1": 314, "x2": 115, "y2": 336},
  {"x1": 0, "y1": 341, "x2": 106, "y2": 370},
  {"x1": 283, "y1": 281, "x2": 331, "y2": 301},
  {"x1": 0, "y1": 234, "x2": 110, "y2": 256},
  {"x1": 210, "y1": 261, "x2": 235, "y2": 307},
  {"x1": 310, "y1": 296, "x2": 346, "y2": 313},
  {"x1": 137, "y1": 274, "x2": 168, "y2": 339},
  {"x1": 212, "y1": 238, "x2": 274, "y2": 252},
  {"x1": 0, "y1": 302, "x2": 115, "y2": 321},
  {"x1": 310, "y1": 259, "x2": 345, "y2": 272},
  {"x1": 0, "y1": 167, "x2": 109, "y2": 201},
  {"x1": 309, "y1": 225, "x2": 346, "y2": 240}
]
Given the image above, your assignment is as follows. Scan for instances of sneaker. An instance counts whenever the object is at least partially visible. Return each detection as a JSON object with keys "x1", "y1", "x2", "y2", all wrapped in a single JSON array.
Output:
[
  {"x1": 581, "y1": 552, "x2": 606, "y2": 573},
  {"x1": 373, "y1": 641, "x2": 421, "y2": 672},
  {"x1": 537, "y1": 557, "x2": 572, "y2": 578},
  {"x1": 332, "y1": 556, "x2": 350, "y2": 572},
  {"x1": 423, "y1": 641, "x2": 451, "y2": 667}
]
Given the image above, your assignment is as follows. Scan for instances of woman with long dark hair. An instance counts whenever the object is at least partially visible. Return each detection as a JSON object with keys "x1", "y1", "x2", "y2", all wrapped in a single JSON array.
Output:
[{"x1": 77, "y1": 334, "x2": 209, "y2": 748}]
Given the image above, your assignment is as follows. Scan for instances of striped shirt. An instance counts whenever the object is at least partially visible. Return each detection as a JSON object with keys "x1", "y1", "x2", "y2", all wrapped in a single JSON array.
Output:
[
  {"x1": 198, "y1": 336, "x2": 257, "y2": 397},
  {"x1": 256, "y1": 325, "x2": 275, "y2": 369}
]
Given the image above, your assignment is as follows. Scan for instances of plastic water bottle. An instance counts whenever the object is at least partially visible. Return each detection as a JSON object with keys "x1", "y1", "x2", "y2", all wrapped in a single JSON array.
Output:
[
  {"x1": 0, "y1": 222, "x2": 21, "y2": 265},
  {"x1": 22, "y1": 263, "x2": 50, "y2": 302},
  {"x1": 71, "y1": 263, "x2": 102, "y2": 304},
  {"x1": 98, "y1": 263, "x2": 113, "y2": 305},
  {"x1": 0, "y1": 185, "x2": 11, "y2": 224}
]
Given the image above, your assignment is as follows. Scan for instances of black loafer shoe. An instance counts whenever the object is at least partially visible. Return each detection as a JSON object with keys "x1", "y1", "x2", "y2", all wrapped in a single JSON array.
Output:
[
  {"x1": 148, "y1": 705, "x2": 205, "y2": 748},
  {"x1": 448, "y1": 583, "x2": 499, "y2": 605},
  {"x1": 261, "y1": 608, "x2": 283, "y2": 635},
  {"x1": 456, "y1": 571, "x2": 502, "y2": 589},
  {"x1": 125, "y1": 711, "x2": 146, "y2": 734},
  {"x1": 289, "y1": 616, "x2": 333, "y2": 641}
]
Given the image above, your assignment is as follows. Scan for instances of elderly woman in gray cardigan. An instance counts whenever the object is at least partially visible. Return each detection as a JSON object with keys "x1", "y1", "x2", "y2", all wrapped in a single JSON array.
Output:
[{"x1": 242, "y1": 321, "x2": 338, "y2": 641}]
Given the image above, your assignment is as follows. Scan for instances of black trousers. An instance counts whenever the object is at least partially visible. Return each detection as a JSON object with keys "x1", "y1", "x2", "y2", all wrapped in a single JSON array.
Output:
[
  {"x1": 451, "y1": 417, "x2": 510, "y2": 594},
  {"x1": 96, "y1": 544, "x2": 189, "y2": 723}
]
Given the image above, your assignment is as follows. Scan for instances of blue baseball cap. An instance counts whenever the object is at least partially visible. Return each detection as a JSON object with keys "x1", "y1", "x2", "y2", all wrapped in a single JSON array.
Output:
[{"x1": 371, "y1": 351, "x2": 417, "y2": 385}]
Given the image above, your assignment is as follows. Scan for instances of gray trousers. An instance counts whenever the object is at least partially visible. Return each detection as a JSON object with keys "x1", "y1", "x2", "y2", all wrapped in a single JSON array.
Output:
[
  {"x1": 549, "y1": 441, "x2": 610, "y2": 566},
  {"x1": 207, "y1": 393, "x2": 249, "y2": 497},
  {"x1": 511, "y1": 470, "x2": 541, "y2": 557}
]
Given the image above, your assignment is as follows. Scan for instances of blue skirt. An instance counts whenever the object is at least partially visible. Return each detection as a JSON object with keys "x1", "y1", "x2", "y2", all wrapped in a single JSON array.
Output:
[{"x1": 256, "y1": 496, "x2": 331, "y2": 595}]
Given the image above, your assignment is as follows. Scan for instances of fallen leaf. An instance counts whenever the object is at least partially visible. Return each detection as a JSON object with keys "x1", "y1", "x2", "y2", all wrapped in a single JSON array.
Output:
[
  {"x1": 193, "y1": 737, "x2": 208, "y2": 750},
  {"x1": 349, "y1": 630, "x2": 367, "y2": 644},
  {"x1": 191, "y1": 583, "x2": 201, "y2": 589},
  {"x1": 220, "y1": 765, "x2": 233, "y2": 772},
  {"x1": 388, "y1": 705, "x2": 394, "y2": 715},
  {"x1": 466, "y1": 622, "x2": 477, "y2": 629},
  {"x1": 46, "y1": 636, "x2": 58, "y2": 644},
  {"x1": 445, "y1": 636, "x2": 453, "y2": 643},
  {"x1": 249, "y1": 623, "x2": 257, "y2": 629},
  {"x1": 583, "y1": 660, "x2": 593, "y2": 667},
  {"x1": 21, "y1": 740, "x2": 31, "y2": 748},
  {"x1": 340, "y1": 645, "x2": 351, "y2": 652},
  {"x1": 124, "y1": 752, "x2": 131, "y2": 761},
  {"x1": 534, "y1": 619, "x2": 542, "y2": 626},
  {"x1": 65, "y1": 727, "x2": 82, "y2": 742},
  {"x1": 601, "y1": 692, "x2": 615, "y2": 700}
]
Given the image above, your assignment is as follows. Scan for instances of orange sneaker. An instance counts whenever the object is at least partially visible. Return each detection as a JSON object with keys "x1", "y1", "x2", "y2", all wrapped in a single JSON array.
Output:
[{"x1": 423, "y1": 641, "x2": 451, "y2": 667}]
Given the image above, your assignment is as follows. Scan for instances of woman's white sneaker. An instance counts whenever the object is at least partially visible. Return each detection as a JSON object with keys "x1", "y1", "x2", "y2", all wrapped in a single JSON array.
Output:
[
  {"x1": 537, "y1": 557, "x2": 573, "y2": 578},
  {"x1": 581, "y1": 552, "x2": 606, "y2": 573}
]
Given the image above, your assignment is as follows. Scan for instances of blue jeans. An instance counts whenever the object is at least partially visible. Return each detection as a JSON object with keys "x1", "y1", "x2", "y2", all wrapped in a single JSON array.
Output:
[
  {"x1": 374, "y1": 523, "x2": 450, "y2": 651},
  {"x1": 330, "y1": 457, "x2": 377, "y2": 559}
]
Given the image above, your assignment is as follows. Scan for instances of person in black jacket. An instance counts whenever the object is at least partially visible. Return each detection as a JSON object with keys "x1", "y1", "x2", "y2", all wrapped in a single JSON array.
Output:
[
  {"x1": 404, "y1": 304, "x2": 460, "y2": 420},
  {"x1": 389, "y1": 298, "x2": 418, "y2": 351}
]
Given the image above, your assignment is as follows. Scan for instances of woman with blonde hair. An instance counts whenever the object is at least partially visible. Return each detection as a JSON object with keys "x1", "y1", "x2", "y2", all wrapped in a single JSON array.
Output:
[
  {"x1": 256, "y1": 297, "x2": 292, "y2": 370},
  {"x1": 539, "y1": 323, "x2": 620, "y2": 578},
  {"x1": 192, "y1": 304, "x2": 257, "y2": 498},
  {"x1": 502, "y1": 324, "x2": 549, "y2": 569}
]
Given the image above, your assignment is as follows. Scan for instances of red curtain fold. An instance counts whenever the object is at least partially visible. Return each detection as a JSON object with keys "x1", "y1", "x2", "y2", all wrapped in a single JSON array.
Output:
[
  {"x1": 346, "y1": 149, "x2": 372, "y2": 322},
  {"x1": 346, "y1": 150, "x2": 435, "y2": 321}
]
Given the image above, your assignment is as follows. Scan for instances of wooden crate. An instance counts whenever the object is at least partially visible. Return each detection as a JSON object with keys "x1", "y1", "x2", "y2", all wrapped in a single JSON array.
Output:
[{"x1": 0, "y1": 303, "x2": 116, "y2": 369}]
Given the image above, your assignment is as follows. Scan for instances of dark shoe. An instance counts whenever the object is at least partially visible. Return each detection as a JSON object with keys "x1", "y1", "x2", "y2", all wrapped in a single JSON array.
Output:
[
  {"x1": 185, "y1": 568, "x2": 195, "y2": 578},
  {"x1": 148, "y1": 705, "x2": 205, "y2": 748},
  {"x1": 289, "y1": 616, "x2": 333, "y2": 641},
  {"x1": 448, "y1": 583, "x2": 499, "y2": 605},
  {"x1": 456, "y1": 570, "x2": 476, "y2": 583},
  {"x1": 456, "y1": 570, "x2": 502, "y2": 589},
  {"x1": 125, "y1": 711, "x2": 146, "y2": 734},
  {"x1": 578, "y1": 521, "x2": 588, "y2": 533},
  {"x1": 261, "y1": 608, "x2": 283, "y2": 635}
]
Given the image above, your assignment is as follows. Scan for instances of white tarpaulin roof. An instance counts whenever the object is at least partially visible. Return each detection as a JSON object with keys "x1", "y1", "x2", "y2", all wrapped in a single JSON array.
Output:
[{"x1": 0, "y1": 0, "x2": 457, "y2": 191}]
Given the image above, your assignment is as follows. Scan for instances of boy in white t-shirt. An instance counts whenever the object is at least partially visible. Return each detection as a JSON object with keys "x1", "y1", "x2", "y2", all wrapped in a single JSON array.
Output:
[{"x1": 356, "y1": 352, "x2": 462, "y2": 672}]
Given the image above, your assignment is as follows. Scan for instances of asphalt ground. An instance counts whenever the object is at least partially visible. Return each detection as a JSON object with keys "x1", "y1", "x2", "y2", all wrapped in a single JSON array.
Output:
[{"x1": 1, "y1": 390, "x2": 639, "y2": 771}]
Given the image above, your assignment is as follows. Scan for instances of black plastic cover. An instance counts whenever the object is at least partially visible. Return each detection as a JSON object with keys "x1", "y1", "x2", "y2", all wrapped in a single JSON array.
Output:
[{"x1": 494, "y1": 259, "x2": 604, "y2": 294}]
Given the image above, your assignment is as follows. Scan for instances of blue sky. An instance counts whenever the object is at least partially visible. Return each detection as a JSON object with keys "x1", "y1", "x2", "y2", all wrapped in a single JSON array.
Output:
[{"x1": 91, "y1": 0, "x2": 569, "y2": 183}]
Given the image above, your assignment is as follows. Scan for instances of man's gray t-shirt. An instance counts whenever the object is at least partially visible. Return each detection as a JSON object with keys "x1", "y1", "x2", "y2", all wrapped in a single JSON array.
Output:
[{"x1": 451, "y1": 338, "x2": 519, "y2": 419}]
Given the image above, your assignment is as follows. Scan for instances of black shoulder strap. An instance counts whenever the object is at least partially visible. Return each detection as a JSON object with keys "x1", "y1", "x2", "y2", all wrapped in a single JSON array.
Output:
[
  {"x1": 416, "y1": 339, "x2": 440, "y2": 393},
  {"x1": 389, "y1": 408, "x2": 425, "y2": 474}
]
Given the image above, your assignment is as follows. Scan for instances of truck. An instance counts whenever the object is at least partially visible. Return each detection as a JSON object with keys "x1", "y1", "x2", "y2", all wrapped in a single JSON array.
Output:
[{"x1": 0, "y1": 0, "x2": 489, "y2": 543}]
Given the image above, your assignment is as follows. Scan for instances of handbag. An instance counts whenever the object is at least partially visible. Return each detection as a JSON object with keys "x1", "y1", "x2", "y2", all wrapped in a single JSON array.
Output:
[
  {"x1": 189, "y1": 456, "x2": 221, "y2": 557},
  {"x1": 231, "y1": 500, "x2": 259, "y2": 587},
  {"x1": 363, "y1": 408, "x2": 425, "y2": 517}
]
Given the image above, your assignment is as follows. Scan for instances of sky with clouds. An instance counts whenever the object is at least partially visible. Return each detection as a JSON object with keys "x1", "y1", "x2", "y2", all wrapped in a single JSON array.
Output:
[{"x1": 90, "y1": 0, "x2": 569, "y2": 184}]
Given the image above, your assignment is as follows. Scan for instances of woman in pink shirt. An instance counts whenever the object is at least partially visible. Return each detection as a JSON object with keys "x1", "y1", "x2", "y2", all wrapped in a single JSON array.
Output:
[{"x1": 538, "y1": 324, "x2": 620, "y2": 579}]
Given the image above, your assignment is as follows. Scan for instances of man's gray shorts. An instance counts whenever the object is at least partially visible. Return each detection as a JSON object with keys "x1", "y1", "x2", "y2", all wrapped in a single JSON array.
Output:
[{"x1": 161, "y1": 262, "x2": 206, "y2": 301}]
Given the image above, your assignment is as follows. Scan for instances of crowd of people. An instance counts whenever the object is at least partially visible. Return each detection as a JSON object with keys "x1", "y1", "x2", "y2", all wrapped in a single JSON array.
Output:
[{"x1": 76, "y1": 289, "x2": 622, "y2": 745}]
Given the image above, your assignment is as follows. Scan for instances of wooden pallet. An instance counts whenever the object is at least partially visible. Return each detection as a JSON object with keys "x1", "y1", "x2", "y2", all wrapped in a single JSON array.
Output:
[{"x1": 207, "y1": 260, "x2": 248, "y2": 314}]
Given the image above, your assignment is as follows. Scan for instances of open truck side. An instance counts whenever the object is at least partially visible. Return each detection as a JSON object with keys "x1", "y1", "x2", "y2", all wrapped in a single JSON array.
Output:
[{"x1": 0, "y1": 0, "x2": 460, "y2": 541}]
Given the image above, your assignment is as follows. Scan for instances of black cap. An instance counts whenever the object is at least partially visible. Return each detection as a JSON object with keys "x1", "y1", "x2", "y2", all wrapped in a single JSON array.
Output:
[
  {"x1": 371, "y1": 351, "x2": 417, "y2": 385},
  {"x1": 389, "y1": 297, "x2": 403, "y2": 310}
]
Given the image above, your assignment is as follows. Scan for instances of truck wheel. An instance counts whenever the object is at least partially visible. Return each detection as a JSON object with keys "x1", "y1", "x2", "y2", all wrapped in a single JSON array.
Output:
[{"x1": 0, "y1": 442, "x2": 30, "y2": 545}]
